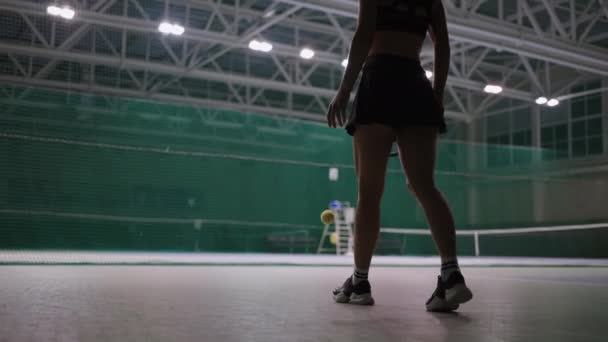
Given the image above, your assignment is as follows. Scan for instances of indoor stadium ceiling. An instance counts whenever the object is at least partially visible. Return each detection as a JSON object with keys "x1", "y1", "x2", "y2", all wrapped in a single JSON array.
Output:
[{"x1": 0, "y1": 0, "x2": 607, "y2": 126}]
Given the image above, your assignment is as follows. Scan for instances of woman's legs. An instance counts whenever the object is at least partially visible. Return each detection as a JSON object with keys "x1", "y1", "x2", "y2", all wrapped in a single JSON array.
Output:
[
  {"x1": 352, "y1": 124, "x2": 395, "y2": 271},
  {"x1": 395, "y1": 125, "x2": 472, "y2": 310},
  {"x1": 333, "y1": 123, "x2": 394, "y2": 305},
  {"x1": 394, "y1": 126, "x2": 456, "y2": 258}
]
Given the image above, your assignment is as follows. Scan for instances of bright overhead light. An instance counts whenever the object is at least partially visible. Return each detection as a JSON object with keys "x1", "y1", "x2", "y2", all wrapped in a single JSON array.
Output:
[
  {"x1": 425, "y1": 70, "x2": 433, "y2": 79},
  {"x1": 484, "y1": 85, "x2": 503, "y2": 94},
  {"x1": 300, "y1": 48, "x2": 315, "y2": 60},
  {"x1": 341, "y1": 59, "x2": 348, "y2": 68},
  {"x1": 249, "y1": 40, "x2": 273, "y2": 52},
  {"x1": 547, "y1": 98, "x2": 560, "y2": 107},
  {"x1": 535, "y1": 97, "x2": 548, "y2": 105},
  {"x1": 61, "y1": 7, "x2": 75, "y2": 19},
  {"x1": 158, "y1": 22, "x2": 173, "y2": 34},
  {"x1": 47, "y1": 5, "x2": 62, "y2": 16},
  {"x1": 172, "y1": 24, "x2": 185, "y2": 36},
  {"x1": 47, "y1": 5, "x2": 75, "y2": 20},
  {"x1": 263, "y1": 9, "x2": 276, "y2": 18},
  {"x1": 158, "y1": 21, "x2": 185, "y2": 36}
]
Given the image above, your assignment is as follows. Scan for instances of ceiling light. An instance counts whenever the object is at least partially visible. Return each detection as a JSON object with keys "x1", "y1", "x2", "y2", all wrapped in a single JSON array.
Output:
[
  {"x1": 158, "y1": 22, "x2": 185, "y2": 36},
  {"x1": 535, "y1": 97, "x2": 548, "y2": 105},
  {"x1": 263, "y1": 9, "x2": 276, "y2": 18},
  {"x1": 484, "y1": 85, "x2": 503, "y2": 94},
  {"x1": 249, "y1": 40, "x2": 273, "y2": 52},
  {"x1": 47, "y1": 5, "x2": 75, "y2": 20},
  {"x1": 300, "y1": 48, "x2": 315, "y2": 60}
]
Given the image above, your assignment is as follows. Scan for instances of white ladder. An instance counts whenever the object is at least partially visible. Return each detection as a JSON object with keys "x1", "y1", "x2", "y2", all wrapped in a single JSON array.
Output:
[{"x1": 316, "y1": 205, "x2": 354, "y2": 255}]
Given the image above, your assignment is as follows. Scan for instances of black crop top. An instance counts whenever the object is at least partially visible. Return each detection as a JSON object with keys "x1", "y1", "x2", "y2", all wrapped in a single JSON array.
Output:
[{"x1": 376, "y1": 0, "x2": 434, "y2": 36}]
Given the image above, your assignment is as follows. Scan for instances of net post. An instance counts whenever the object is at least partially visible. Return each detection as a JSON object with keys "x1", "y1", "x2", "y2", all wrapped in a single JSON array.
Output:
[{"x1": 474, "y1": 231, "x2": 480, "y2": 257}]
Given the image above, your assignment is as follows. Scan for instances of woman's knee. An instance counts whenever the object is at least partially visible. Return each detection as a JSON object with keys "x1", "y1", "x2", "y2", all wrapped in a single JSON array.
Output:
[
  {"x1": 357, "y1": 181, "x2": 384, "y2": 206},
  {"x1": 408, "y1": 179, "x2": 438, "y2": 198}
]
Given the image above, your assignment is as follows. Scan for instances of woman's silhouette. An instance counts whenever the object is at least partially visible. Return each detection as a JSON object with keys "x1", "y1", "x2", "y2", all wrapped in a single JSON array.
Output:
[{"x1": 327, "y1": 0, "x2": 473, "y2": 312}]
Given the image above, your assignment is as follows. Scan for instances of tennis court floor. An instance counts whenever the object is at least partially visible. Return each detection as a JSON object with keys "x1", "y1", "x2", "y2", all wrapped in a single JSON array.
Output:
[{"x1": 1, "y1": 256, "x2": 607, "y2": 341}]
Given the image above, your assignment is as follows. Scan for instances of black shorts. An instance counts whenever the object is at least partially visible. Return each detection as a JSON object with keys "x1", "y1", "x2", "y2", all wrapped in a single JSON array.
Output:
[{"x1": 345, "y1": 54, "x2": 447, "y2": 136}]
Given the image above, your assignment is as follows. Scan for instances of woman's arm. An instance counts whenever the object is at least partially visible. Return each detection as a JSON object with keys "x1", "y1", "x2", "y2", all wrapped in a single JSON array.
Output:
[
  {"x1": 327, "y1": 0, "x2": 377, "y2": 128},
  {"x1": 428, "y1": 0, "x2": 450, "y2": 102},
  {"x1": 337, "y1": 0, "x2": 377, "y2": 96}
]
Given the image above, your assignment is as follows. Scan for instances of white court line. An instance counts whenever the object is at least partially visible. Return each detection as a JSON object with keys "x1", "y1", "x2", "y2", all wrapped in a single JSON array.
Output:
[
  {"x1": 467, "y1": 274, "x2": 608, "y2": 287},
  {"x1": 1, "y1": 252, "x2": 607, "y2": 267}
]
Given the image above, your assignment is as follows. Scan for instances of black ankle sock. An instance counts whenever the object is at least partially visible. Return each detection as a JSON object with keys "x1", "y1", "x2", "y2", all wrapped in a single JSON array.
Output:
[
  {"x1": 441, "y1": 260, "x2": 460, "y2": 280},
  {"x1": 352, "y1": 269, "x2": 368, "y2": 285}
]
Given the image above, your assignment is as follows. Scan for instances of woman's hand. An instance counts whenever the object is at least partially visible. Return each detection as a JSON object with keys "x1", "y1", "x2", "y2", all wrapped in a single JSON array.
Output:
[
  {"x1": 325, "y1": 0, "x2": 377, "y2": 128},
  {"x1": 326, "y1": 89, "x2": 350, "y2": 128}
]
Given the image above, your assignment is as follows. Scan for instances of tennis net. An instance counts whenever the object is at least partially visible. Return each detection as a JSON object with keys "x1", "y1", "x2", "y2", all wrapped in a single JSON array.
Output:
[{"x1": 378, "y1": 223, "x2": 608, "y2": 258}]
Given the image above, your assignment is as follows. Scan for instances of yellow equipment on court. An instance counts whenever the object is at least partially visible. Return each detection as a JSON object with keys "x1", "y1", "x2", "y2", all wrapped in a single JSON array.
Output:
[
  {"x1": 329, "y1": 232, "x2": 338, "y2": 245},
  {"x1": 320, "y1": 209, "x2": 335, "y2": 224}
]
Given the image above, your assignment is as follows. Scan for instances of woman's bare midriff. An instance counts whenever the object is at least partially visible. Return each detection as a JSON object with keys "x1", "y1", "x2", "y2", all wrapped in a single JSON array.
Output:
[{"x1": 368, "y1": 31, "x2": 426, "y2": 60}]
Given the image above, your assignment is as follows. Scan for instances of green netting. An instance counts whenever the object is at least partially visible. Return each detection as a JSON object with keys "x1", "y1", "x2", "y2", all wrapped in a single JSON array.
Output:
[{"x1": 1, "y1": 87, "x2": 606, "y2": 256}]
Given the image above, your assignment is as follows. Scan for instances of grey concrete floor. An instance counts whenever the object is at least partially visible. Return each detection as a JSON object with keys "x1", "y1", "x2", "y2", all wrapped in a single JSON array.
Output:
[{"x1": 1, "y1": 266, "x2": 607, "y2": 342}]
